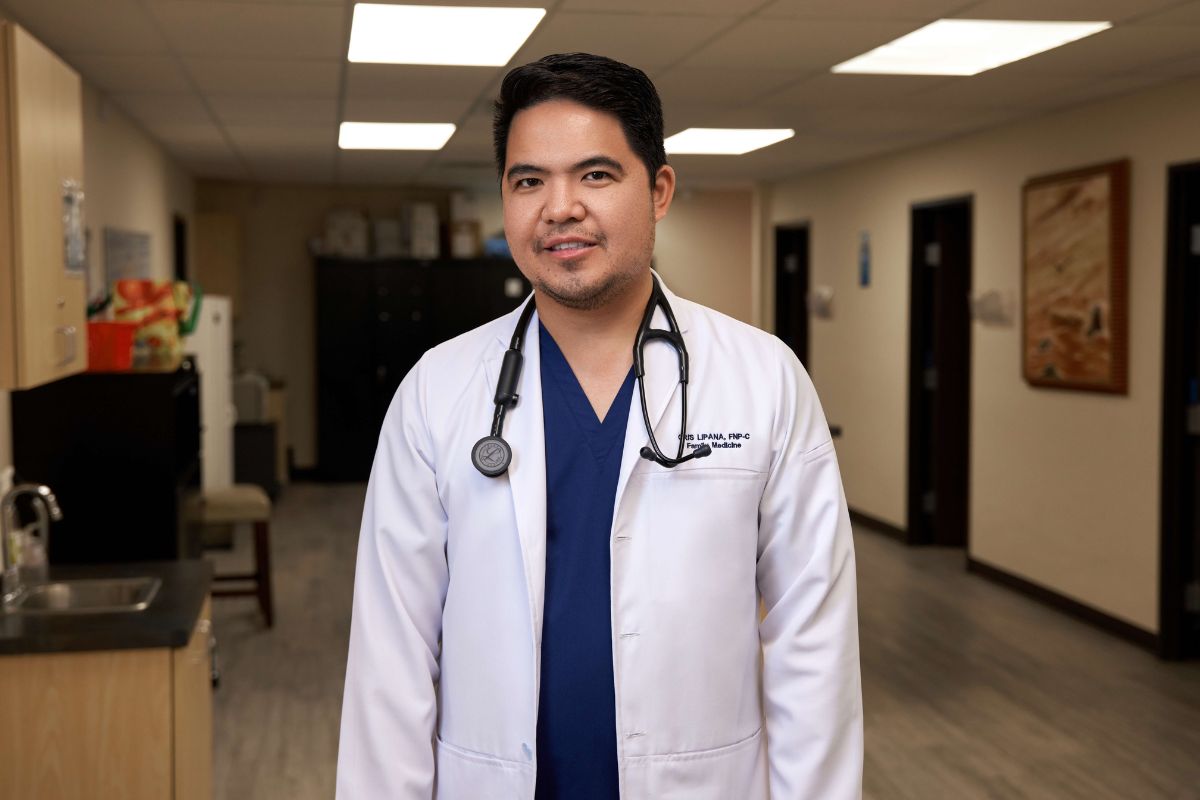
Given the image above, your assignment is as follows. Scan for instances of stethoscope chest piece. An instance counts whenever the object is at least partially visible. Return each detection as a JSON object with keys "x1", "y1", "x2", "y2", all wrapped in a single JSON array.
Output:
[{"x1": 472, "y1": 435, "x2": 512, "y2": 477}]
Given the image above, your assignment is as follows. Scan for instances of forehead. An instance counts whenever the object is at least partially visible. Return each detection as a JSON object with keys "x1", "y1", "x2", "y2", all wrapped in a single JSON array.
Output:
[{"x1": 505, "y1": 99, "x2": 637, "y2": 166}]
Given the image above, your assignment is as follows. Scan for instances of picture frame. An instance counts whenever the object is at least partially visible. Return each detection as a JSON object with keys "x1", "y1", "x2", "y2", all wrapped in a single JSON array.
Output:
[{"x1": 1021, "y1": 159, "x2": 1129, "y2": 393}]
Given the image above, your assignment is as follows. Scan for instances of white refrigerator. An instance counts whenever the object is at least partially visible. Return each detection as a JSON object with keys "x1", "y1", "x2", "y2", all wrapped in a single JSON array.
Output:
[{"x1": 185, "y1": 295, "x2": 234, "y2": 490}]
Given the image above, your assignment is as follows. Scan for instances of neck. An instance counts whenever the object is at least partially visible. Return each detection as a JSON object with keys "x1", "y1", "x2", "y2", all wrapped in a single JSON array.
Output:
[{"x1": 535, "y1": 270, "x2": 653, "y2": 365}]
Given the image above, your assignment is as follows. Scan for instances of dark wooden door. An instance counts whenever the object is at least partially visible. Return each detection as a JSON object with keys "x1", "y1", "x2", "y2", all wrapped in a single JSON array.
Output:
[
  {"x1": 1161, "y1": 161, "x2": 1200, "y2": 659},
  {"x1": 775, "y1": 226, "x2": 810, "y2": 367},
  {"x1": 908, "y1": 199, "x2": 972, "y2": 547}
]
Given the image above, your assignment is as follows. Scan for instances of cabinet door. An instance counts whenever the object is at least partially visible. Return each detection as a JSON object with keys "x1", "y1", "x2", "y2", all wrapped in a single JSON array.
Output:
[
  {"x1": 173, "y1": 596, "x2": 214, "y2": 800},
  {"x1": 0, "y1": 23, "x2": 86, "y2": 389},
  {"x1": 0, "y1": 647, "x2": 173, "y2": 799}
]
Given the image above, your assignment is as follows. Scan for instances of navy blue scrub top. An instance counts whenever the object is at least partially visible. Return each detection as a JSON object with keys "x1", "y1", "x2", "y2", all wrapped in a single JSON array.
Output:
[{"x1": 535, "y1": 322, "x2": 634, "y2": 800}]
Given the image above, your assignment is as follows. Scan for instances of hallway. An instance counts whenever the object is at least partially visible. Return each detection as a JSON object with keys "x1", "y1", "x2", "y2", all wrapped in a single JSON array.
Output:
[{"x1": 209, "y1": 483, "x2": 1200, "y2": 799}]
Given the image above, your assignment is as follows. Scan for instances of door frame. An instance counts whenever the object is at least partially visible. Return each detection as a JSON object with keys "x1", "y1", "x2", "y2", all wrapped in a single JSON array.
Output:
[
  {"x1": 1160, "y1": 160, "x2": 1200, "y2": 660},
  {"x1": 906, "y1": 195, "x2": 973, "y2": 547}
]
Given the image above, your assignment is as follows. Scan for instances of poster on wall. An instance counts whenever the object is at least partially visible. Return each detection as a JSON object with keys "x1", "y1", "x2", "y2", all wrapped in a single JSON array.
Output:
[
  {"x1": 1022, "y1": 159, "x2": 1129, "y2": 394},
  {"x1": 104, "y1": 228, "x2": 152, "y2": 285}
]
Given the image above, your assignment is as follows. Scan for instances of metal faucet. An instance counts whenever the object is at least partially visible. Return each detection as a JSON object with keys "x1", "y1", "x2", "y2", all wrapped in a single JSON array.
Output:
[{"x1": 1, "y1": 483, "x2": 62, "y2": 605}]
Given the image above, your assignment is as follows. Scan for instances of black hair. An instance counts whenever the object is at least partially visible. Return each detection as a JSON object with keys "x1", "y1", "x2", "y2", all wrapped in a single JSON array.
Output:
[{"x1": 493, "y1": 53, "x2": 667, "y2": 188}]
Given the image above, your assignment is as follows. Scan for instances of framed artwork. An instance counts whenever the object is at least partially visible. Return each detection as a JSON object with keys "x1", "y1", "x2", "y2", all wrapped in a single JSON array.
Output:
[{"x1": 1022, "y1": 159, "x2": 1129, "y2": 393}]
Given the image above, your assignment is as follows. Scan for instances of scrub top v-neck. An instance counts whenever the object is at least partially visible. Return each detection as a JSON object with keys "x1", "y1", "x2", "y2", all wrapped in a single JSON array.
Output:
[{"x1": 535, "y1": 322, "x2": 635, "y2": 800}]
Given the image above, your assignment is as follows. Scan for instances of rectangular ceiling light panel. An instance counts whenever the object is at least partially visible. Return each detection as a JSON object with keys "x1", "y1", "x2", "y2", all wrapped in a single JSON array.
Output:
[
  {"x1": 664, "y1": 128, "x2": 795, "y2": 155},
  {"x1": 349, "y1": 4, "x2": 547, "y2": 66},
  {"x1": 339, "y1": 122, "x2": 457, "y2": 150},
  {"x1": 832, "y1": 19, "x2": 1112, "y2": 76}
]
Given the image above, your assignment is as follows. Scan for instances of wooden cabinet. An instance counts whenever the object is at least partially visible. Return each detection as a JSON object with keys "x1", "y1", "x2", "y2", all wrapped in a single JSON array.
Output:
[
  {"x1": 0, "y1": 597, "x2": 214, "y2": 799},
  {"x1": 0, "y1": 21, "x2": 87, "y2": 390}
]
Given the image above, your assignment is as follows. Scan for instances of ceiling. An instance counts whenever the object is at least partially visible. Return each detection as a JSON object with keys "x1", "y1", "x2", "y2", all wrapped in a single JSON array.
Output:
[{"x1": 1, "y1": 0, "x2": 1199, "y2": 187}]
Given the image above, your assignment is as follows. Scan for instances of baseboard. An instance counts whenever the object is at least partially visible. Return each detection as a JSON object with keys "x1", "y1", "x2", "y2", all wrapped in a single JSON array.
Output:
[
  {"x1": 848, "y1": 508, "x2": 906, "y2": 543},
  {"x1": 966, "y1": 557, "x2": 1159, "y2": 653}
]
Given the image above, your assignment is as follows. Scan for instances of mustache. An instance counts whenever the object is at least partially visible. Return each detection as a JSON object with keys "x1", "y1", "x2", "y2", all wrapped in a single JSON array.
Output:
[{"x1": 534, "y1": 227, "x2": 606, "y2": 252}]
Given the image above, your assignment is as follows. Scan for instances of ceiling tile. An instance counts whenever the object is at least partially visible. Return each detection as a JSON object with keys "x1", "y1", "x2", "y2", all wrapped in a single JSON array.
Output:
[
  {"x1": 986, "y1": 25, "x2": 1200, "y2": 76},
  {"x1": 760, "y1": 73, "x2": 951, "y2": 109},
  {"x1": 144, "y1": 121, "x2": 231, "y2": 157},
  {"x1": 113, "y1": 92, "x2": 212, "y2": 128},
  {"x1": 903, "y1": 69, "x2": 1093, "y2": 110},
  {"x1": 252, "y1": 154, "x2": 337, "y2": 186},
  {"x1": 148, "y1": 1, "x2": 346, "y2": 59},
  {"x1": 0, "y1": 0, "x2": 169, "y2": 56},
  {"x1": 949, "y1": 0, "x2": 1181, "y2": 23},
  {"x1": 1136, "y1": 0, "x2": 1200, "y2": 25},
  {"x1": 66, "y1": 54, "x2": 191, "y2": 94},
  {"x1": 342, "y1": 97, "x2": 470, "y2": 124},
  {"x1": 760, "y1": 0, "x2": 965, "y2": 19},
  {"x1": 344, "y1": 64, "x2": 498, "y2": 101},
  {"x1": 560, "y1": 0, "x2": 764, "y2": 14},
  {"x1": 511, "y1": 12, "x2": 735, "y2": 73},
  {"x1": 226, "y1": 124, "x2": 336, "y2": 155},
  {"x1": 679, "y1": 17, "x2": 922, "y2": 71},
  {"x1": 336, "y1": 151, "x2": 433, "y2": 185},
  {"x1": 186, "y1": 58, "x2": 342, "y2": 97},
  {"x1": 652, "y1": 67, "x2": 800, "y2": 105},
  {"x1": 209, "y1": 95, "x2": 337, "y2": 126},
  {"x1": 178, "y1": 157, "x2": 249, "y2": 181}
]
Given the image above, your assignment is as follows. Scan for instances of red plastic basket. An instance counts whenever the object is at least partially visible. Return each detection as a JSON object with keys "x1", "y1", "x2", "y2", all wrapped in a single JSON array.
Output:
[{"x1": 87, "y1": 322, "x2": 136, "y2": 372}]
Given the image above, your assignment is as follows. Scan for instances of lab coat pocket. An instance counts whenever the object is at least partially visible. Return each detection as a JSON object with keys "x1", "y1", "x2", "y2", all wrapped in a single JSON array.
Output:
[
  {"x1": 622, "y1": 726, "x2": 768, "y2": 800},
  {"x1": 434, "y1": 736, "x2": 533, "y2": 800},
  {"x1": 633, "y1": 467, "x2": 765, "y2": 606}
]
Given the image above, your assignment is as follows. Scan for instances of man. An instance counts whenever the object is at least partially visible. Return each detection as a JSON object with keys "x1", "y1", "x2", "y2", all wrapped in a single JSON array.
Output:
[{"x1": 337, "y1": 53, "x2": 862, "y2": 799}]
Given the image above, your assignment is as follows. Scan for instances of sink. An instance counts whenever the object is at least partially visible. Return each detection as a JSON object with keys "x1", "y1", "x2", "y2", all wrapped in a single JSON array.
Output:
[{"x1": 8, "y1": 577, "x2": 162, "y2": 614}]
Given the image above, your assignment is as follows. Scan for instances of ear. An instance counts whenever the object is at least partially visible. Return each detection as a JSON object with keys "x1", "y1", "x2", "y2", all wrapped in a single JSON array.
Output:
[{"x1": 651, "y1": 164, "x2": 676, "y2": 222}]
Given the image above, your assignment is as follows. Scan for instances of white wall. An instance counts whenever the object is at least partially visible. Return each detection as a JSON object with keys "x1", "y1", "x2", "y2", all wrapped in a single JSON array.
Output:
[{"x1": 768, "y1": 74, "x2": 1200, "y2": 634}]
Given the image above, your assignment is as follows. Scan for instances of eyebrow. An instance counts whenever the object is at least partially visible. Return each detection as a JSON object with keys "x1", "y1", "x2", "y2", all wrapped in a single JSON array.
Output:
[{"x1": 505, "y1": 155, "x2": 626, "y2": 182}]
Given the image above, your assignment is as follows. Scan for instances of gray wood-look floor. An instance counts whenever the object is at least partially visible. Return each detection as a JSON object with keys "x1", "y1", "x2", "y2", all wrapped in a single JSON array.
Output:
[{"x1": 208, "y1": 483, "x2": 1200, "y2": 799}]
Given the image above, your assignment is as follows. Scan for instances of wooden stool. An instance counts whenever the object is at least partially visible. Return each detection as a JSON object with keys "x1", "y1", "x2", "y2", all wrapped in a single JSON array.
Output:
[{"x1": 199, "y1": 485, "x2": 274, "y2": 628}]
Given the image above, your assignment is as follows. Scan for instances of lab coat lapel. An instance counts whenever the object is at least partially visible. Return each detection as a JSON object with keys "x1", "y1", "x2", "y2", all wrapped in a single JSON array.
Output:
[
  {"x1": 612, "y1": 274, "x2": 692, "y2": 517},
  {"x1": 483, "y1": 303, "x2": 547, "y2": 647}
]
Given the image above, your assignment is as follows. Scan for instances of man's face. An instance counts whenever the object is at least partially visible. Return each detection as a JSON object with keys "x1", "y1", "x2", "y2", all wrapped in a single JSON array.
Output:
[{"x1": 501, "y1": 98, "x2": 674, "y2": 311}]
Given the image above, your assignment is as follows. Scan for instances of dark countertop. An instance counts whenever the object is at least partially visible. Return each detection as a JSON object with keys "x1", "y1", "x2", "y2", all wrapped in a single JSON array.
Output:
[{"x1": 0, "y1": 559, "x2": 212, "y2": 656}]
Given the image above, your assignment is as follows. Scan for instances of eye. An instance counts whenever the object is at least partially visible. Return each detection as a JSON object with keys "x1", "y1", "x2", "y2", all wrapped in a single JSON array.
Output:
[
  {"x1": 583, "y1": 171, "x2": 612, "y2": 182},
  {"x1": 513, "y1": 177, "x2": 541, "y2": 189}
]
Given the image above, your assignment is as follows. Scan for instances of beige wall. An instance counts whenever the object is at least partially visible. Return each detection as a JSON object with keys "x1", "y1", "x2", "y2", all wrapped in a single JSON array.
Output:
[
  {"x1": 656, "y1": 188, "x2": 755, "y2": 324},
  {"x1": 82, "y1": 85, "x2": 195, "y2": 288},
  {"x1": 195, "y1": 182, "x2": 457, "y2": 469},
  {"x1": 768, "y1": 74, "x2": 1200, "y2": 634},
  {"x1": 0, "y1": 84, "x2": 194, "y2": 482}
]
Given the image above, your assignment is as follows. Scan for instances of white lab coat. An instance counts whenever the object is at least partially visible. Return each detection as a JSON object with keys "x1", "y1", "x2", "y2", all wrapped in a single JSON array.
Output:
[{"x1": 337, "y1": 277, "x2": 863, "y2": 799}]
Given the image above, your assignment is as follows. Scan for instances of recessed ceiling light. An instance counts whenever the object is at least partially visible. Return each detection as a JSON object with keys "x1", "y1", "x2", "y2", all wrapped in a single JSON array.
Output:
[
  {"x1": 832, "y1": 19, "x2": 1111, "y2": 76},
  {"x1": 339, "y1": 122, "x2": 457, "y2": 150},
  {"x1": 664, "y1": 128, "x2": 795, "y2": 155},
  {"x1": 348, "y1": 3, "x2": 547, "y2": 67}
]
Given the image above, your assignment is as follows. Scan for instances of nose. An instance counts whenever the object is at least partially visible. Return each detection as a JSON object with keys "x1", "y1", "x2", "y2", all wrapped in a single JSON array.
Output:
[{"x1": 541, "y1": 178, "x2": 585, "y2": 226}]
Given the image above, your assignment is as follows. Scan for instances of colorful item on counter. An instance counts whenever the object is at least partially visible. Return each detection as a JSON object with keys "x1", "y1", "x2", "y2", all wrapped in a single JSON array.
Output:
[
  {"x1": 86, "y1": 321, "x2": 137, "y2": 372},
  {"x1": 111, "y1": 280, "x2": 201, "y2": 371}
]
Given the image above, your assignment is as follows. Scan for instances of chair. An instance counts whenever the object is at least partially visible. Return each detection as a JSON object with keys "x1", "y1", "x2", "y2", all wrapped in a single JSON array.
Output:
[{"x1": 197, "y1": 485, "x2": 274, "y2": 627}]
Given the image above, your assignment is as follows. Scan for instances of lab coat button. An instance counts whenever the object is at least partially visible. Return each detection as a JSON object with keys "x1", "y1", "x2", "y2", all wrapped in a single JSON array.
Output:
[{"x1": 521, "y1": 742, "x2": 533, "y2": 760}]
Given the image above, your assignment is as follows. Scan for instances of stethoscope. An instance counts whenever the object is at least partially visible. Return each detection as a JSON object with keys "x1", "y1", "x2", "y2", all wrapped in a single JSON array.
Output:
[{"x1": 471, "y1": 275, "x2": 712, "y2": 477}]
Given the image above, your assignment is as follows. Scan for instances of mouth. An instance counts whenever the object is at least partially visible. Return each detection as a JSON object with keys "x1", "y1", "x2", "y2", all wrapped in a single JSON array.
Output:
[{"x1": 539, "y1": 236, "x2": 599, "y2": 260}]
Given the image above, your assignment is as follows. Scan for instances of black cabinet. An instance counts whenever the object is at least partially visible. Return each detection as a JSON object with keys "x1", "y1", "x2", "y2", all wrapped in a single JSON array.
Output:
[
  {"x1": 11, "y1": 359, "x2": 202, "y2": 564},
  {"x1": 316, "y1": 257, "x2": 528, "y2": 481}
]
